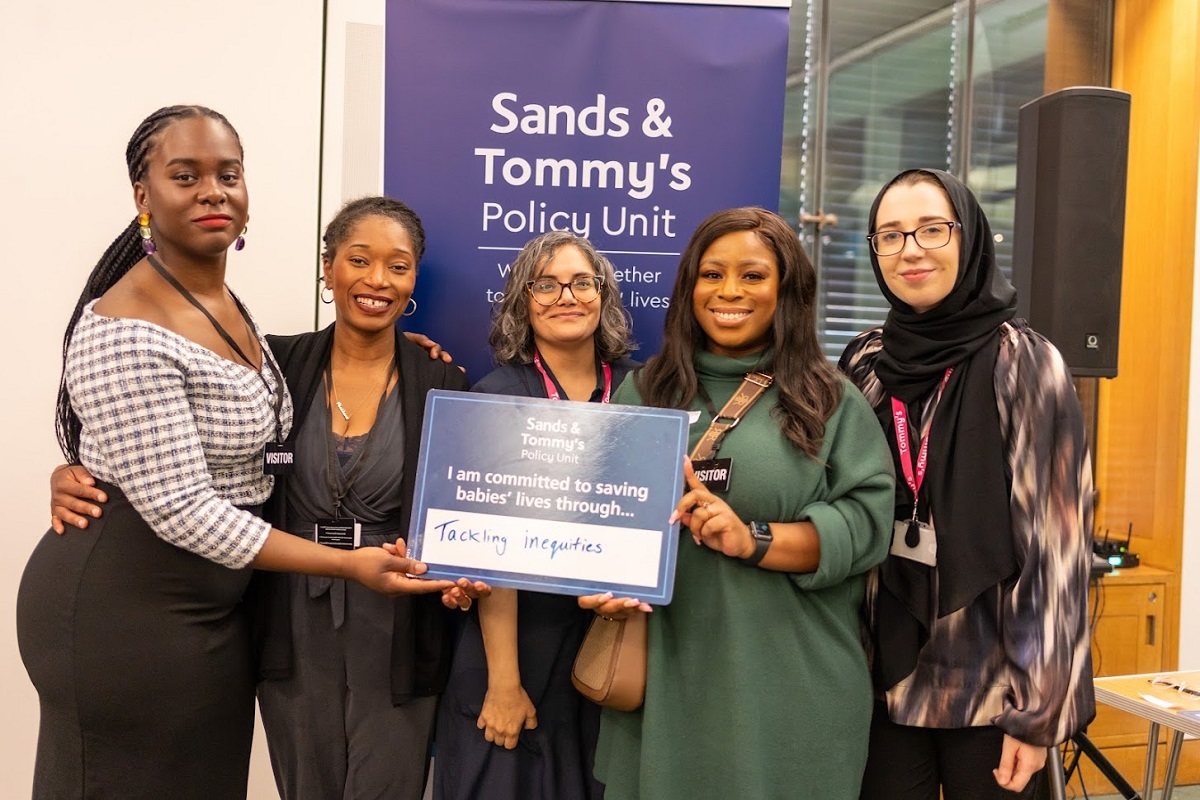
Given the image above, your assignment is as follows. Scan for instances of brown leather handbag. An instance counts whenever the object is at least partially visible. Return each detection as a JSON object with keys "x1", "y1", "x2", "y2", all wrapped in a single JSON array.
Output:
[
  {"x1": 571, "y1": 612, "x2": 647, "y2": 712},
  {"x1": 571, "y1": 371, "x2": 773, "y2": 712}
]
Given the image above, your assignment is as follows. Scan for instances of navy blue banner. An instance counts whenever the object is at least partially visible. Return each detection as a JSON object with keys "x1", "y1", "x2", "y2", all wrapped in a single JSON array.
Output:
[{"x1": 385, "y1": 0, "x2": 789, "y2": 380}]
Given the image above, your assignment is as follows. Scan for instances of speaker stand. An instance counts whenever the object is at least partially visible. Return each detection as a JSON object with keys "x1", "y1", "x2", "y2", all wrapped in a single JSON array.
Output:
[{"x1": 1059, "y1": 732, "x2": 1142, "y2": 800}]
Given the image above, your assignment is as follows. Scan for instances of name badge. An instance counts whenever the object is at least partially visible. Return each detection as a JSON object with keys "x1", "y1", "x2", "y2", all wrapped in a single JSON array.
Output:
[
  {"x1": 891, "y1": 519, "x2": 937, "y2": 567},
  {"x1": 315, "y1": 518, "x2": 361, "y2": 550},
  {"x1": 691, "y1": 458, "x2": 732, "y2": 492},
  {"x1": 263, "y1": 442, "x2": 296, "y2": 475}
]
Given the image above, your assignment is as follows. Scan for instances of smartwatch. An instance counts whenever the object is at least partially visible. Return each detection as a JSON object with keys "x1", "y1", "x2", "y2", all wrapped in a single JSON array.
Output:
[{"x1": 740, "y1": 521, "x2": 773, "y2": 567}]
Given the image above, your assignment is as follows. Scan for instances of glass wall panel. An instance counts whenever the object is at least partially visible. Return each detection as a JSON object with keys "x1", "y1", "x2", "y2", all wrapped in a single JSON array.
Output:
[
  {"x1": 780, "y1": 1, "x2": 816, "y2": 237},
  {"x1": 967, "y1": 0, "x2": 1048, "y2": 279},
  {"x1": 818, "y1": 9, "x2": 961, "y2": 358},
  {"x1": 781, "y1": 0, "x2": 1049, "y2": 359}
]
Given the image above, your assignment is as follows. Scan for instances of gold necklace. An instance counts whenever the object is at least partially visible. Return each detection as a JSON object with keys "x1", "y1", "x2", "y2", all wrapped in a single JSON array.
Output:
[{"x1": 330, "y1": 364, "x2": 390, "y2": 422}]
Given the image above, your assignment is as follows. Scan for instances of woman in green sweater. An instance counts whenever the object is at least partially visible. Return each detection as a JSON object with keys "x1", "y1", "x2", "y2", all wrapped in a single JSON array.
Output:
[{"x1": 581, "y1": 207, "x2": 895, "y2": 799}]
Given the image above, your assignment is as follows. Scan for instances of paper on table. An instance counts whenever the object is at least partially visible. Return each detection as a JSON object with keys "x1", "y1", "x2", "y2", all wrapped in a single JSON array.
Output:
[{"x1": 1139, "y1": 693, "x2": 1183, "y2": 709}]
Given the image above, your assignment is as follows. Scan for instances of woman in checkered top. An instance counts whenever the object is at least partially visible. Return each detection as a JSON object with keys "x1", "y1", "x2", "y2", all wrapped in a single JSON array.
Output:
[{"x1": 17, "y1": 106, "x2": 475, "y2": 800}]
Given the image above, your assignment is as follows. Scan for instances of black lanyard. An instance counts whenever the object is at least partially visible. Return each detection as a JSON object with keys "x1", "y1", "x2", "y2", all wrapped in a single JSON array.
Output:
[
  {"x1": 148, "y1": 254, "x2": 285, "y2": 443},
  {"x1": 322, "y1": 357, "x2": 397, "y2": 519}
]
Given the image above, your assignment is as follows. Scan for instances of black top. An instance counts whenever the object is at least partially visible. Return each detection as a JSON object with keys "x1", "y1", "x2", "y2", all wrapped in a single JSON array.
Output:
[
  {"x1": 251, "y1": 323, "x2": 469, "y2": 704},
  {"x1": 471, "y1": 355, "x2": 640, "y2": 401}
]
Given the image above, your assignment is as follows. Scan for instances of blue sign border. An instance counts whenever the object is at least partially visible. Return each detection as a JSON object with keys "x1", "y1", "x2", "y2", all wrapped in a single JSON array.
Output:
[{"x1": 408, "y1": 390, "x2": 688, "y2": 603}]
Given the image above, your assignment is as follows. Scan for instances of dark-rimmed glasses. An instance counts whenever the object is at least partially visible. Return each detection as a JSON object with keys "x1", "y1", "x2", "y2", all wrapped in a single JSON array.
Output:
[
  {"x1": 867, "y1": 221, "x2": 962, "y2": 257},
  {"x1": 526, "y1": 275, "x2": 603, "y2": 306}
]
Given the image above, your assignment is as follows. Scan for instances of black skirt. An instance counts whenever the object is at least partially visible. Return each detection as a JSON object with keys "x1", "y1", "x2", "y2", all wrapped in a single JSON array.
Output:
[{"x1": 17, "y1": 482, "x2": 256, "y2": 800}]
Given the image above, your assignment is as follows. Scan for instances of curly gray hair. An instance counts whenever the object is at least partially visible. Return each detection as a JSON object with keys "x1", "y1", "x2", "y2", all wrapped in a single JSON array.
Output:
[{"x1": 488, "y1": 231, "x2": 637, "y2": 365}]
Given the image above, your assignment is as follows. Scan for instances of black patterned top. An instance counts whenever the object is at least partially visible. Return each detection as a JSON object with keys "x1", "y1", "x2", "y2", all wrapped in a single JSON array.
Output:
[{"x1": 840, "y1": 321, "x2": 1096, "y2": 746}]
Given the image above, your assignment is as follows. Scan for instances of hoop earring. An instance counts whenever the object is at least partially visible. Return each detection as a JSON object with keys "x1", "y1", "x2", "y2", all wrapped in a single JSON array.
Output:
[
  {"x1": 235, "y1": 218, "x2": 248, "y2": 251},
  {"x1": 403, "y1": 297, "x2": 418, "y2": 317},
  {"x1": 138, "y1": 212, "x2": 156, "y2": 255},
  {"x1": 320, "y1": 285, "x2": 334, "y2": 305}
]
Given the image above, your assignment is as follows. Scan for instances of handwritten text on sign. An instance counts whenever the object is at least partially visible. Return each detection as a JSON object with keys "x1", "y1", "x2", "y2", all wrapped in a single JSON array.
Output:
[{"x1": 420, "y1": 509, "x2": 663, "y2": 588}]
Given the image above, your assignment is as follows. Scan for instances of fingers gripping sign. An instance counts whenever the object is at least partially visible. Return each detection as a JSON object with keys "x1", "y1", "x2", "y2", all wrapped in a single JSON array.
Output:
[
  {"x1": 577, "y1": 591, "x2": 653, "y2": 620},
  {"x1": 379, "y1": 541, "x2": 490, "y2": 610}
]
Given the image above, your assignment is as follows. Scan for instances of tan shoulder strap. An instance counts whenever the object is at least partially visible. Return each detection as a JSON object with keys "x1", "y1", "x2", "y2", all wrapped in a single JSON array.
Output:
[{"x1": 689, "y1": 372, "x2": 774, "y2": 461}]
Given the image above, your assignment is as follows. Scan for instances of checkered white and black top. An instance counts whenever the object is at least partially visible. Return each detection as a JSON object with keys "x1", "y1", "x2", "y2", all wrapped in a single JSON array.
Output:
[{"x1": 66, "y1": 300, "x2": 294, "y2": 568}]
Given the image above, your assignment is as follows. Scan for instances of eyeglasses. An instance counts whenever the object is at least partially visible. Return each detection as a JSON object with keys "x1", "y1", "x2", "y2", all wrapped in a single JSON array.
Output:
[
  {"x1": 1148, "y1": 676, "x2": 1200, "y2": 697},
  {"x1": 526, "y1": 275, "x2": 603, "y2": 306},
  {"x1": 867, "y1": 221, "x2": 962, "y2": 256}
]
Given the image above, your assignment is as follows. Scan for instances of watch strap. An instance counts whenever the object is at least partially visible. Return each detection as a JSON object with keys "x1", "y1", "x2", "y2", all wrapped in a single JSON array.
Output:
[{"x1": 741, "y1": 520, "x2": 773, "y2": 566}]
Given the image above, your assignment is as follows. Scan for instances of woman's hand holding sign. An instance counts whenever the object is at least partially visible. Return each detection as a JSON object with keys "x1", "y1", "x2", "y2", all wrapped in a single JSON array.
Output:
[{"x1": 577, "y1": 592, "x2": 653, "y2": 620}]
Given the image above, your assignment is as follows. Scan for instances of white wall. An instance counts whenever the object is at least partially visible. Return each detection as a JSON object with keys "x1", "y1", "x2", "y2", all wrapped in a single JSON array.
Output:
[
  {"x1": 0, "y1": 2, "x2": 325, "y2": 796},
  {"x1": 1182, "y1": 136, "x2": 1200, "y2": 671}
]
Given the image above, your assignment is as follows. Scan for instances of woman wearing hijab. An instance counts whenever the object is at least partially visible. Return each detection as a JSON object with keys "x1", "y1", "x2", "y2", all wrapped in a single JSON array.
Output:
[{"x1": 839, "y1": 168, "x2": 1095, "y2": 799}]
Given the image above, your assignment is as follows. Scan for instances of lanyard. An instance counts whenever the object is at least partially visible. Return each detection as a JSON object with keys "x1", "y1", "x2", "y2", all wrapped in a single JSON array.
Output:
[
  {"x1": 532, "y1": 351, "x2": 613, "y2": 403},
  {"x1": 890, "y1": 368, "x2": 953, "y2": 520},
  {"x1": 148, "y1": 254, "x2": 285, "y2": 442},
  {"x1": 322, "y1": 357, "x2": 396, "y2": 518}
]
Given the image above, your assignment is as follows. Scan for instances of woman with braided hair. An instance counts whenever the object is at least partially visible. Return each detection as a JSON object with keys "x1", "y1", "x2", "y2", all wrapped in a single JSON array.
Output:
[{"x1": 17, "y1": 106, "x2": 478, "y2": 799}]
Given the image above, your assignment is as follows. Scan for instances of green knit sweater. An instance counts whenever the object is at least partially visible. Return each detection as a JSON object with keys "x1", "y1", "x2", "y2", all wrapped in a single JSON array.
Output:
[{"x1": 595, "y1": 349, "x2": 895, "y2": 799}]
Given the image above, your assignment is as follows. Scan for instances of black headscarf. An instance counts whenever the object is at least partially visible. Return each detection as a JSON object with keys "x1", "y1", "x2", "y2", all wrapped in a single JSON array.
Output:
[{"x1": 867, "y1": 168, "x2": 1020, "y2": 690}]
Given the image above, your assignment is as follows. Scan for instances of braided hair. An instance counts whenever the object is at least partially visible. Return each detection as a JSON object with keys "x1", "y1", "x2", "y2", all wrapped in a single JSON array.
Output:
[
  {"x1": 322, "y1": 195, "x2": 427, "y2": 265},
  {"x1": 55, "y1": 105, "x2": 244, "y2": 461}
]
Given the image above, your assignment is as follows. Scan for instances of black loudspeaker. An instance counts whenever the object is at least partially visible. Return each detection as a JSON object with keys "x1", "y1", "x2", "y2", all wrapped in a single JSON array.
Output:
[{"x1": 1013, "y1": 86, "x2": 1131, "y2": 378}]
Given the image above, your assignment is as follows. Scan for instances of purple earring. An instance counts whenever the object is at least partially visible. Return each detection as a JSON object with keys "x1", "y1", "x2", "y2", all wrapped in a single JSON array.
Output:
[
  {"x1": 138, "y1": 212, "x2": 156, "y2": 255},
  {"x1": 235, "y1": 218, "x2": 248, "y2": 251}
]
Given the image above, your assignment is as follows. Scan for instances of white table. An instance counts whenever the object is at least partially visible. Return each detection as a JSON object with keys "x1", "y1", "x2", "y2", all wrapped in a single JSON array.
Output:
[{"x1": 1092, "y1": 671, "x2": 1200, "y2": 800}]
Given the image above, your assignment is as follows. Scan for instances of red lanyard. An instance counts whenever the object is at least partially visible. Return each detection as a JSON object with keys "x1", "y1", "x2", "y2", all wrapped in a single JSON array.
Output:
[
  {"x1": 890, "y1": 368, "x2": 953, "y2": 514},
  {"x1": 533, "y1": 351, "x2": 613, "y2": 403}
]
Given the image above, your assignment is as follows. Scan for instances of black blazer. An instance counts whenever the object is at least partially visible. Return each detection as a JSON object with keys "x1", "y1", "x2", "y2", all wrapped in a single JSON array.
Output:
[{"x1": 251, "y1": 323, "x2": 470, "y2": 704}]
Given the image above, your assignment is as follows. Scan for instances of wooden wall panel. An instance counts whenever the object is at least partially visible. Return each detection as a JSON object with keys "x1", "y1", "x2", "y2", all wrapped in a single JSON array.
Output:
[{"x1": 1098, "y1": 0, "x2": 1199, "y2": 670}]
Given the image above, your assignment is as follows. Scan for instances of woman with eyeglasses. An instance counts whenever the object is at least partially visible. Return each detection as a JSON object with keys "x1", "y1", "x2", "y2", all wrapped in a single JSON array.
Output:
[
  {"x1": 434, "y1": 231, "x2": 639, "y2": 800},
  {"x1": 840, "y1": 169, "x2": 1096, "y2": 799}
]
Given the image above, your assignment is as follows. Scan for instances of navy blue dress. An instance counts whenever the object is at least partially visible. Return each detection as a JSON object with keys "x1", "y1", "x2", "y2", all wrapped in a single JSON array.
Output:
[{"x1": 434, "y1": 357, "x2": 638, "y2": 800}]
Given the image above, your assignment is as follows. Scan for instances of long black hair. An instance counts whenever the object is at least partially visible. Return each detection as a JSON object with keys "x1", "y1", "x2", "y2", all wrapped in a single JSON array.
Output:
[
  {"x1": 55, "y1": 105, "x2": 243, "y2": 461},
  {"x1": 636, "y1": 207, "x2": 841, "y2": 459}
]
